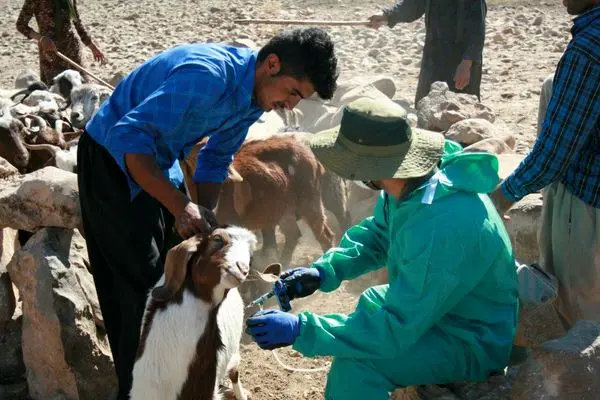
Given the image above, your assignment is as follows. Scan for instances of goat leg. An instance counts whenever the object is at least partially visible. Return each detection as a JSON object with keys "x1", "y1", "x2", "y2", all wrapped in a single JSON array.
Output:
[
  {"x1": 226, "y1": 354, "x2": 248, "y2": 400},
  {"x1": 279, "y1": 215, "x2": 302, "y2": 268},
  {"x1": 260, "y1": 228, "x2": 278, "y2": 263}
]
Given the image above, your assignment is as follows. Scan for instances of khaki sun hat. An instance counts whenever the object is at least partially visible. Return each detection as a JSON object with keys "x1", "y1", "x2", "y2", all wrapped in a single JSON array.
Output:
[{"x1": 307, "y1": 97, "x2": 445, "y2": 181}]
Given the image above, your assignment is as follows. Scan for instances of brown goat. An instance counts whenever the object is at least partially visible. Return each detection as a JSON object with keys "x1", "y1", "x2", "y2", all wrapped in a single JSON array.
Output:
[
  {"x1": 18, "y1": 114, "x2": 80, "y2": 172},
  {"x1": 130, "y1": 226, "x2": 280, "y2": 400},
  {"x1": 0, "y1": 109, "x2": 29, "y2": 172},
  {"x1": 181, "y1": 135, "x2": 336, "y2": 269}
]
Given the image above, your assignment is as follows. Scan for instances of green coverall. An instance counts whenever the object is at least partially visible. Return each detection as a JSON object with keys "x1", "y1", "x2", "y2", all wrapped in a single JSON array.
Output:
[{"x1": 292, "y1": 141, "x2": 519, "y2": 399}]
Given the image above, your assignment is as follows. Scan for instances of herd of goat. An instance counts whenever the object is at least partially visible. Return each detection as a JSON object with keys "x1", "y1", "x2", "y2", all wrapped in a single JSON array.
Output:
[
  {"x1": 1, "y1": 69, "x2": 371, "y2": 400},
  {"x1": 0, "y1": 68, "x2": 358, "y2": 268},
  {"x1": 0, "y1": 69, "x2": 110, "y2": 174}
]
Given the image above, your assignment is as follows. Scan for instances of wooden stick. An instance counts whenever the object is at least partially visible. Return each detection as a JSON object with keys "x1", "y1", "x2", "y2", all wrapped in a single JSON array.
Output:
[
  {"x1": 55, "y1": 51, "x2": 115, "y2": 90},
  {"x1": 234, "y1": 18, "x2": 369, "y2": 26}
]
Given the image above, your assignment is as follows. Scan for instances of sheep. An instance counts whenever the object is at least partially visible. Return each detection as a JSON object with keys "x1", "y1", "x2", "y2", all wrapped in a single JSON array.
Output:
[
  {"x1": 0, "y1": 106, "x2": 30, "y2": 172},
  {"x1": 130, "y1": 226, "x2": 281, "y2": 400},
  {"x1": 69, "y1": 83, "x2": 112, "y2": 129},
  {"x1": 182, "y1": 135, "x2": 337, "y2": 269},
  {"x1": 49, "y1": 69, "x2": 83, "y2": 100}
]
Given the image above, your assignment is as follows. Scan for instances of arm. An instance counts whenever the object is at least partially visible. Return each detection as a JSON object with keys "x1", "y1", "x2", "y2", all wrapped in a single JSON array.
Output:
[
  {"x1": 312, "y1": 192, "x2": 389, "y2": 293},
  {"x1": 16, "y1": 0, "x2": 37, "y2": 40},
  {"x1": 462, "y1": 0, "x2": 487, "y2": 61},
  {"x1": 72, "y1": 0, "x2": 92, "y2": 46},
  {"x1": 384, "y1": 0, "x2": 426, "y2": 28},
  {"x1": 125, "y1": 154, "x2": 188, "y2": 217},
  {"x1": 501, "y1": 47, "x2": 600, "y2": 202},
  {"x1": 105, "y1": 65, "x2": 226, "y2": 208},
  {"x1": 293, "y1": 210, "x2": 491, "y2": 359},
  {"x1": 192, "y1": 112, "x2": 260, "y2": 209}
]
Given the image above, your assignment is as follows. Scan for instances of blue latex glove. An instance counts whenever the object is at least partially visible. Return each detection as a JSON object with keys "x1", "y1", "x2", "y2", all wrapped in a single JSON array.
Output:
[
  {"x1": 280, "y1": 267, "x2": 323, "y2": 300},
  {"x1": 246, "y1": 309, "x2": 300, "y2": 350}
]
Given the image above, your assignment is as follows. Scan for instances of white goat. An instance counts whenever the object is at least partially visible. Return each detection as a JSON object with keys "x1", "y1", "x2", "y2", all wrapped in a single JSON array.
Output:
[
  {"x1": 130, "y1": 226, "x2": 280, "y2": 400},
  {"x1": 50, "y1": 69, "x2": 83, "y2": 100},
  {"x1": 70, "y1": 83, "x2": 111, "y2": 129}
]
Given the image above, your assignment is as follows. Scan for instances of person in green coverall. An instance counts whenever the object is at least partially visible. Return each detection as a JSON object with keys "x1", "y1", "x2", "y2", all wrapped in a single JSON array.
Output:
[{"x1": 246, "y1": 97, "x2": 519, "y2": 399}]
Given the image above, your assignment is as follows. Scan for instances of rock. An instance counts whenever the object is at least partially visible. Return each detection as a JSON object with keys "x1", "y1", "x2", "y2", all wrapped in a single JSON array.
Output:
[
  {"x1": 506, "y1": 193, "x2": 543, "y2": 265},
  {"x1": 463, "y1": 135, "x2": 516, "y2": 154},
  {"x1": 0, "y1": 156, "x2": 19, "y2": 180},
  {"x1": 496, "y1": 153, "x2": 524, "y2": 181},
  {"x1": 0, "y1": 167, "x2": 81, "y2": 232},
  {"x1": 416, "y1": 82, "x2": 495, "y2": 131},
  {"x1": 0, "y1": 316, "x2": 26, "y2": 384},
  {"x1": 227, "y1": 38, "x2": 258, "y2": 48},
  {"x1": 7, "y1": 228, "x2": 116, "y2": 400},
  {"x1": 333, "y1": 74, "x2": 396, "y2": 100},
  {"x1": 512, "y1": 320, "x2": 600, "y2": 399},
  {"x1": 532, "y1": 15, "x2": 544, "y2": 26},
  {"x1": 445, "y1": 119, "x2": 509, "y2": 146},
  {"x1": 1, "y1": 228, "x2": 18, "y2": 323}
]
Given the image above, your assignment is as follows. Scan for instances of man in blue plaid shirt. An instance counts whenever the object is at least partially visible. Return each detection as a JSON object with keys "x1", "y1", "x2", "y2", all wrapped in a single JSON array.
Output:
[
  {"x1": 76, "y1": 27, "x2": 339, "y2": 399},
  {"x1": 492, "y1": 0, "x2": 599, "y2": 329}
]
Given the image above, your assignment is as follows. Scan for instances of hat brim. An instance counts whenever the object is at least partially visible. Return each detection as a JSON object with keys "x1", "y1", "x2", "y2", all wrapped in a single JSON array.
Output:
[{"x1": 308, "y1": 126, "x2": 445, "y2": 181}]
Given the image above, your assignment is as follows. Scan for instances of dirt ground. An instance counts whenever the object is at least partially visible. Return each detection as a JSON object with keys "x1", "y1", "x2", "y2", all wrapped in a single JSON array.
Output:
[{"x1": 0, "y1": 0, "x2": 574, "y2": 398}]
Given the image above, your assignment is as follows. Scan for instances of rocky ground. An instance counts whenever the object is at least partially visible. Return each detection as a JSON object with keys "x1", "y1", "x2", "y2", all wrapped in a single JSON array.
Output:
[{"x1": 0, "y1": 0, "x2": 576, "y2": 398}]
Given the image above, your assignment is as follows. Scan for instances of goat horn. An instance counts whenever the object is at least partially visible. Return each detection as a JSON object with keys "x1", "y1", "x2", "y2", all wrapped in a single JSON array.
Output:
[
  {"x1": 23, "y1": 113, "x2": 48, "y2": 131},
  {"x1": 23, "y1": 142, "x2": 61, "y2": 154},
  {"x1": 151, "y1": 235, "x2": 203, "y2": 302}
]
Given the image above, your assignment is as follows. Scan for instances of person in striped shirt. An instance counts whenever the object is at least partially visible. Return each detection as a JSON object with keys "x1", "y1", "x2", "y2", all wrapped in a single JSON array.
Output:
[{"x1": 491, "y1": 0, "x2": 599, "y2": 329}]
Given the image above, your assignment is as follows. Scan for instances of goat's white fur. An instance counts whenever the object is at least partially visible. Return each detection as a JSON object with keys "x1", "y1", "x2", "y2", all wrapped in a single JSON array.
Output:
[
  {"x1": 130, "y1": 226, "x2": 255, "y2": 400},
  {"x1": 49, "y1": 70, "x2": 83, "y2": 96},
  {"x1": 70, "y1": 83, "x2": 112, "y2": 129}
]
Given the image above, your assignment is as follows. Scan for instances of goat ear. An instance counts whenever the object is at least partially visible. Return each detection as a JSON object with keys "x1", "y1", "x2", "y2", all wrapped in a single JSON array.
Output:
[
  {"x1": 225, "y1": 164, "x2": 243, "y2": 183},
  {"x1": 247, "y1": 263, "x2": 282, "y2": 282},
  {"x1": 151, "y1": 235, "x2": 203, "y2": 302}
]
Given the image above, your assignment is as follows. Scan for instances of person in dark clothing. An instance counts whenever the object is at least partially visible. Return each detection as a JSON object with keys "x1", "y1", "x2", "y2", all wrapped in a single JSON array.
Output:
[
  {"x1": 17, "y1": 0, "x2": 106, "y2": 85},
  {"x1": 368, "y1": 0, "x2": 487, "y2": 105}
]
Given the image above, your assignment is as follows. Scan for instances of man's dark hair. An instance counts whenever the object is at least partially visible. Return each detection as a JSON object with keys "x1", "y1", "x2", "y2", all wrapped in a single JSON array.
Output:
[{"x1": 258, "y1": 27, "x2": 339, "y2": 100}]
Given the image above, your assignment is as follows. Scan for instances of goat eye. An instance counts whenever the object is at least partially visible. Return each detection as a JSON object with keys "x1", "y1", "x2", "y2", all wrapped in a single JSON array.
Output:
[
  {"x1": 91, "y1": 96, "x2": 99, "y2": 101},
  {"x1": 211, "y1": 235, "x2": 225, "y2": 249}
]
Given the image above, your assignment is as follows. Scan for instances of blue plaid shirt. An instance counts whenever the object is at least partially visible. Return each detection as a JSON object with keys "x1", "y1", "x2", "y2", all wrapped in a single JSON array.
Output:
[
  {"x1": 86, "y1": 43, "x2": 264, "y2": 199},
  {"x1": 502, "y1": 6, "x2": 599, "y2": 207}
]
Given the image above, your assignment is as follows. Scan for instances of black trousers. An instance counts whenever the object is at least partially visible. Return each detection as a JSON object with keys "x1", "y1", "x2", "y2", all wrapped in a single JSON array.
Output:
[
  {"x1": 415, "y1": 44, "x2": 483, "y2": 106},
  {"x1": 77, "y1": 132, "x2": 181, "y2": 399}
]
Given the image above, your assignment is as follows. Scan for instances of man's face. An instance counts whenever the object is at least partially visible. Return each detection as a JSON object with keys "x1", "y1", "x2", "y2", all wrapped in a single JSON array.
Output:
[
  {"x1": 563, "y1": 0, "x2": 596, "y2": 15},
  {"x1": 254, "y1": 54, "x2": 316, "y2": 112}
]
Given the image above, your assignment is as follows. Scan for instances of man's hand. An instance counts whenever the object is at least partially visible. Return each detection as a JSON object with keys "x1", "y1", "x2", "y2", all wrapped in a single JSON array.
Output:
[
  {"x1": 454, "y1": 59, "x2": 473, "y2": 90},
  {"x1": 280, "y1": 267, "x2": 322, "y2": 300},
  {"x1": 174, "y1": 201, "x2": 218, "y2": 239},
  {"x1": 246, "y1": 309, "x2": 300, "y2": 350},
  {"x1": 489, "y1": 185, "x2": 514, "y2": 226},
  {"x1": 89, "y1": 42, "x2": 106, "y2": 64},
  {"x1": 367, "y1": 14, "x2": 388, "y2": 30}
]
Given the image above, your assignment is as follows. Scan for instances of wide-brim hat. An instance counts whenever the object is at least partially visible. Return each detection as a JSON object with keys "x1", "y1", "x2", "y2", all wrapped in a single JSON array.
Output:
[{"x1": 307, "y1": 97, "x2": 445, "y2": 181}]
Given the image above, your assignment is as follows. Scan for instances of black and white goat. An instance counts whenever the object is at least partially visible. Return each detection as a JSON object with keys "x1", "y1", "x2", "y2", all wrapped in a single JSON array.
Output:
[{"x1": 130, "y1": 226, "x2": 280, "y2": 400}]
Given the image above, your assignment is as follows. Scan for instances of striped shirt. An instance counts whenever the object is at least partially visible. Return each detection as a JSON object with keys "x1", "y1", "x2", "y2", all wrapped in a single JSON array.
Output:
[
  {"x1": 501, "y1": 6, "x2": 599, "y2": 207},
  {"x1": 86, "y1": 43, "x2": 263, "y2": 200}
]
